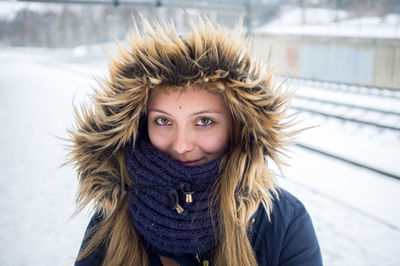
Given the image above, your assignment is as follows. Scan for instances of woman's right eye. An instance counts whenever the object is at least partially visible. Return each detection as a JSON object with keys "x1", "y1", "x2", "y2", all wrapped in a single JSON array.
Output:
[{"x1": 155, "y1": 117, "x2": 171, "y2": 126}]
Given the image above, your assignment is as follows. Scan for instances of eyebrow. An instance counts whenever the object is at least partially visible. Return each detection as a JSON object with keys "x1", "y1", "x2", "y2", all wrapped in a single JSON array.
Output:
[
  {"x1": 148, "y1": 109, "x2": 170, "y2": 115},
  {"x1": 191, "y1": 110, "x2": 223, "y2": 116},
  {"x1": 148, "y1": 109, "x2": 223, "y2": 116}
]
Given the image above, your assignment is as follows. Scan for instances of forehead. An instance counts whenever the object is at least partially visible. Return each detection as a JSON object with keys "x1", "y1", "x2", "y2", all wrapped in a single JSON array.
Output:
[{"x1": 148, "y1": 87, "x2": 227, "y2": 113}]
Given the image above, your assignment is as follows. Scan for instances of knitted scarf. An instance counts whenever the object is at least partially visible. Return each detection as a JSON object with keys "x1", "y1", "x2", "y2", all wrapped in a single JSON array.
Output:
[{"x1": 125, "y1": 133, "x2": 221, "y2": 256}]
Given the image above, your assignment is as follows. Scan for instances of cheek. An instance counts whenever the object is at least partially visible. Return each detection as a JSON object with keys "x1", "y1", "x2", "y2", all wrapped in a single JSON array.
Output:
[
  {"x1": 148, "y1": 125, "x2": 170, "y2": 153},
  {"x1": 199, "y1": 131, "x2": 229, "y2": 155}
]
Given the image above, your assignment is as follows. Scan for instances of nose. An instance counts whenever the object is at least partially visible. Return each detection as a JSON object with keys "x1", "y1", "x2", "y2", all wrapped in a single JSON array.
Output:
[{"x1": 172, "y1": 127, "x2": 194, "y2": 155}]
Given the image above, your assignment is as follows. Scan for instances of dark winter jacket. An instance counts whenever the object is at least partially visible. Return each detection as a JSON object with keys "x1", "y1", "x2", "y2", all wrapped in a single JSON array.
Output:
[{"x1": 76, "y1": 189, "x2": 322, "y2": 266}]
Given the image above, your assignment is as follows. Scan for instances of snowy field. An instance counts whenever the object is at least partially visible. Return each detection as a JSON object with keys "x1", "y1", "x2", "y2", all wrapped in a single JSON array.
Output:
[{"x1": 1, "y1": 47, "x2": 400, "y2": 266}]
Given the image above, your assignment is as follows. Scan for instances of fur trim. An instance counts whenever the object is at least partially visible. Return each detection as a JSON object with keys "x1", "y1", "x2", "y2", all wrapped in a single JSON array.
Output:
[{"x1": 67, "y1": 19, "x2": 293, "y2": 216}]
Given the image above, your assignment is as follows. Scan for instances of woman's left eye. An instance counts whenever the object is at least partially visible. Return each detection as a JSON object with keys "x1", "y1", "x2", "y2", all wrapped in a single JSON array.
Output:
[
  {"x1": 196, "y1": 117, "x2": 214, "y2": 126},
  {"x1": 155, "y1": 117, "x2": 171, "y2": 126}
]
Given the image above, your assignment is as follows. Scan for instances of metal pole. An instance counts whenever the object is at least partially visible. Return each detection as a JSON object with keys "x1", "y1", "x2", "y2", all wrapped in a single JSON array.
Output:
[{"x1": 245, "y1": 0, "x2": 251, "y2": 36}]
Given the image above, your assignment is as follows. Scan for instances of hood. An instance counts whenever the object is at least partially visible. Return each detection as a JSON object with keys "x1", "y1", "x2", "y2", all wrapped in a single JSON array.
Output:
[{"x1": 68, "y1": 20, "x2": 293, "y2": 216}]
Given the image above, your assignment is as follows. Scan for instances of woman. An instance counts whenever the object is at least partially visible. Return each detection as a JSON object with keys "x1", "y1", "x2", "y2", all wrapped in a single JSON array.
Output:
[{"x1": 69, "y1": 19, "x2": 322, "y2": 266}]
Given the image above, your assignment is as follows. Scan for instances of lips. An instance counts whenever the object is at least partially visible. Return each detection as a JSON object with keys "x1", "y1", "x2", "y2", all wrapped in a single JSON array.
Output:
[{"x1": 178, "y1": 159, "x2": 203, "y2": 166}]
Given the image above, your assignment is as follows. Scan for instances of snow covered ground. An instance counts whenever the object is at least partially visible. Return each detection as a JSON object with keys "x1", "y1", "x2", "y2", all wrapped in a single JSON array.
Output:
[
  {"x1": 0, "y1": 47, "x2": 103, "y2": 266},
  {"x1": 290, "y1": 81, "x2": 400, "y2": 179},
  {"x1": 1, "y1": 47, "x2": 400, "y2": 265}
]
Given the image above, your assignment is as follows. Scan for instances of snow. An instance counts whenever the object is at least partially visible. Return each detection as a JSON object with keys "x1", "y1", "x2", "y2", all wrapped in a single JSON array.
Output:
[
  {"x1": 292, "y1": 83, "x2": 400, "y2": 113},
  {"x1": 0, "y1": 47, "x2": 96, "y2": 265},
  {"x1": 254, "y1": 6, "x2": 400, "y2": 39},
  {"x1": 278, "y1": 170, "x2": 400, "y2": 266},
  {"x1": 289, "y1": 81, "x2": 400, "y2": 179},
  {"x1": 268, "y1": 7, "x2": 348, "y2": 25},
  {"x1": 1, "y1": 46, "x2": 400, "y2": 265}
]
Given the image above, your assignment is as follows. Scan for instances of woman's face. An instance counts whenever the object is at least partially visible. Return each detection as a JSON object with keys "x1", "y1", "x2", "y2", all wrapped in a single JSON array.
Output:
[{"x1": 148, "y1": 88, "x2": 231, "y2": 166}]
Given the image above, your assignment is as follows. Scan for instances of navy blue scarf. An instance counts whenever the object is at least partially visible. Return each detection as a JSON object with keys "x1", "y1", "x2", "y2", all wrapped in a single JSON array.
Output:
[{"x1": 125, "y1": 133, "x2": 221, "y2": 255}]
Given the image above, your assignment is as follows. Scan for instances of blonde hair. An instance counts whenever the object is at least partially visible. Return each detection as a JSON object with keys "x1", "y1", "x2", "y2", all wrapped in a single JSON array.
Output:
[{"x1": 69, "y1": 18, "x2": 294, "y2": 266}]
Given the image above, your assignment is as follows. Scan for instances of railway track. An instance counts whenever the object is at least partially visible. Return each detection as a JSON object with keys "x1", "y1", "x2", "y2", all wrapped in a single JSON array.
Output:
[
  {"x1": 289, "y1": 77, "x2": 400, "y2": 99},
  {"x1": 290, "y1": 106, "x2": 400, "y2": 132},
  {"x1": 290, "y1": 78, "x2": 400, "y2": 133},
  {"x1": 295, "y1": 143, "x2": 400, "y2": 181},
  {"x1": 294, "y1": 95, "x2": 400, "y2": 117},
  {"x1": 288, "y1": 78, "x2": 400, "y2": 181}
]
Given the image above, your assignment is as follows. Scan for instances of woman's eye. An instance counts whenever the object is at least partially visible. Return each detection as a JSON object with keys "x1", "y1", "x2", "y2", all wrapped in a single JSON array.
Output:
[
  {"x1": 196, "y1": 117, "x2": 214, "y2": 126},
  {"x1": 155, "y1": 117, "x2": 171, "y2": 126}
]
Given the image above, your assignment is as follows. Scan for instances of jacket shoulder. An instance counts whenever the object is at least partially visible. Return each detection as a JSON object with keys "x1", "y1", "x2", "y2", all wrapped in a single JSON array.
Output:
[
  {"x1": 249, "y1": 189, "x2": 323, "y2": 266},
  {"x1": 75, "y1": 213, "x2": 106, "y2": 266}
]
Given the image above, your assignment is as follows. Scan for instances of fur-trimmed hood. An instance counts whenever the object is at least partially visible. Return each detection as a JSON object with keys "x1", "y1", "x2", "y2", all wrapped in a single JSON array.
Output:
[{"x1": 68, "y1": 20, "x2": 293, "y2": 216}]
